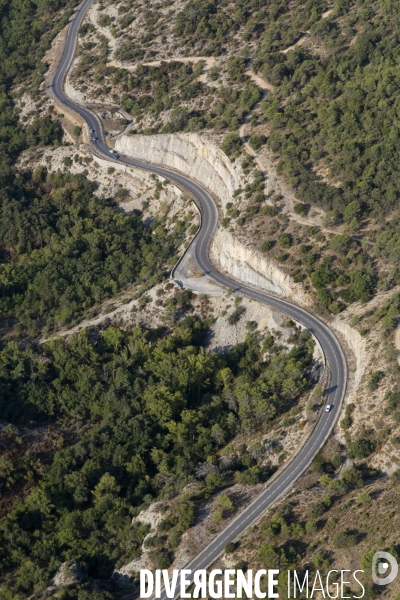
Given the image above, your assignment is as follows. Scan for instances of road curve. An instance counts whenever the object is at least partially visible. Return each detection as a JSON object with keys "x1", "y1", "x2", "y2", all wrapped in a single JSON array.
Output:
[{"x1": 50, "y1": 2, "x2": 347, "y2": 596}]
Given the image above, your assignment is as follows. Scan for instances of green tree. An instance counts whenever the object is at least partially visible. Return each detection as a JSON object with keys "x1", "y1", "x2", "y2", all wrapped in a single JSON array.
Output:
[
  {"x1": 222, "y1": 133, "x2": 241, "y2": 156},
  {"x1": 334, "y1": 530, "x2": 358, "y2": 548},
  {"x1": 343, "y1": 201, "x2": 361, "y2": 224},
  {"x1": 329, "y1": 234, "x2": 352, "y2": 255},
  {"x1": 348, "y1": 439, "x2": 376, "y2": 459}
]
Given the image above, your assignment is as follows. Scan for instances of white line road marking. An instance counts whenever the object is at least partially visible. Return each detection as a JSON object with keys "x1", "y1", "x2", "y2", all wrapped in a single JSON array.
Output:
[{"x1": 53, "y1": 5, "x2": 348, "y2": 578}]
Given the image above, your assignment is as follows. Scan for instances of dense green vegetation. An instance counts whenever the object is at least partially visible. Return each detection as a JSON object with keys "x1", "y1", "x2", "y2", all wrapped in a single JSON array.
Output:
[
  {"x1": 173, "y1": 0, "x2": 400, "y2": 220},
  {"x1": 0, "y1": 0, "x2": 102, "y2": 338},
  {"x1": 3, "y1": 0, "x2": 400, "y2": 595},
  {"x1": 250, "y1": 0, "x2": 400, "y2": 221},
  {"x1": 75, "y1": 0, "x2": 400, "y2": 312},
  {"x1": 0, "y1": 170, "x2": 181, "y2": 336},
  {"x1": 0, "y1": 0, "x2": 78, "y2": 167},
  {"x1": 79, "y1": 0, "x2": 400, "y2": 224},
  {"x1": 0, "y1": 319, "x2": 314, "y2": 593}
]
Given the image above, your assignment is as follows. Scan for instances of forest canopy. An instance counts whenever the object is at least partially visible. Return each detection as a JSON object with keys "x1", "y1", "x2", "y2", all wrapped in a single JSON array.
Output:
[
  {"x1": 252, "y1": 0, "x2": 400, "y2": 219},
  {"x1": 0, "y1": 171, "x2": 181, "y2": 335},
  {"x1": 0, "y1": 320, "x2": 315, "y2": 593}
]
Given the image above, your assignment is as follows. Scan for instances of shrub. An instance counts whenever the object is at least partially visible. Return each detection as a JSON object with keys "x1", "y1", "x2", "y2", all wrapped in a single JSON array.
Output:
[
  {"x1": 149, "y1": 548, "x2": 173, "y2": 569},
  {"x1": 368, "y1": 371, "x2": 384, "y2": 391},
  {"x1": 235, "y1": 466, "x2": 262, "y2": 485},
  {"x1": 343, "y1": 201, "x2": 361, "y2": 224},
  {"x1": 98, "y1": 14, "x2": 113, "y2": 27},
  {"x1": 334, "y1": 530, "x2": 358, "y2": 548},
  {"x1": 246, "y1": 205, "x2": 259, "y2": 216},
  {"x1": 178, "y1": 498, "x2": 196, "y2": 531},
  {"x1": 278, "y1": 234, "x2": 291, "y2": 248},
  {"x1": 340, "y1": 416, "x2": 352, "y2": 430},
  {"x1": 329, "y1": 234, "x2": 352, "y2": 255},
  {"x1": 188, "y1": 224, "x2": 198, "y2": 235},
  {"x1": 309, "y1": 503, "x2": 325, "y2": 519},
  {"x1": 323, "y1": 210, "x2": 341, "y2": 227},
  {"x1": 340, "y1": 403, "x2": 354, "y2": 430},
  {"x1": 277, "y1": 253, "x2": 288, "y2": 262},
  {"x1": 257, "y1": 544, "x2": 281, "y2": 568},
  {"x1": 158, "y1": 515, "x2": 179, "y2": 532},
  {"x1": 62, "y1": 156, "x2": 73, "y2": 167},
  {"x1": 262, "y1": 335, "x2": 275, "y2": 352},
  {"x1": 225, "y1": 542, "x2": 236, "y2": 554},
  {"x1": 348, "y1": 438, "x2": 376, "y2": 459},
  {"x1": 249, "y1": 134, "x2": 267, "y2": 151},
  {"x1": 312, "y1": 452, "x2": 326, "y2": 473},
  {"x1": 305, "y1": 521, "x2": 317, "y2": 534},
  {"x1": 314, "y1": 385, "x2": 323, "y2": 397},
  {"x1": 227, "y1": 305, "x2": 246, "y2": 325},
  {"x1": 169, "y1": 530, "x2": 181, "y2": 549},
  {"x1": 222, "y1": 133, "x2": 241, "y2": 156},
  {"x1": 205, "y1": 472, "x2": 225, "y2": 488},
  {"x1": 357, "y1": 491, "x2": 371, "y2": 504},
  {"x1": 214, "y1": 495, "x2": 235, "y2": 521},
  {"x1": 115, "y1": 188, "x2": 130, "y2": 199},
  {"x1": 387, "y1": 391, "x2": 400, "y2": 412},
  {"x1": 342, "y1": 466, "x2": 364, "y2": 489},
  {"x1": 262, "y1": 205, "x2": 278, "y2": 217},
  {"x1": 293, "y1": 202, "x2": 308, "y2": 216},
  {"x1": 350, "y1": 270, "x2": 374, "y2": 302},
  {"x1": 262, "y1": 240, "x2": 274, "y2": 252},
  {"x1": 360, "y1": 550, "x2": 375, "y2": 571}
]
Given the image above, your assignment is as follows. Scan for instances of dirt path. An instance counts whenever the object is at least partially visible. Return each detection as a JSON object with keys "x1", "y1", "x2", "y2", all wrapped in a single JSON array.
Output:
[
  {"x1": 244, "y1": 68, "x2": 274, "y2": 92},
  {"x1": 108, "y1": 55, "x2": 216, "y2": 74},
  {"x1": 86, "y1": 5, "x2": 217, "y2": 78},
  {"x1": 395, "y1": 324, "x2": 400, "y2": 365},
  {"x1": 322, "y1": 8, "x2": 333, "y2": 18},
  {"x1": 237, "y1": 63, "x2": 344, "y2": 233},
  {"x1": 279, "y1": 8, "x2": 332, "y2": 55},
  {"x1": 238, "y1": 64, "x2": 274, "y2": 199},
  {"x1": 281, "y1": 33, "x2": 310, "y2": 54},
  {"x1": 87, "y1": 2, "x2": 117, "y2": 52}
]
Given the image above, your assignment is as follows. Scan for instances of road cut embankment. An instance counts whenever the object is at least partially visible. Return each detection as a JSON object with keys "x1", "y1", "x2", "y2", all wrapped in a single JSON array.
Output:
[
  {"x1": 115, "y1": 133, "x2": 244, "y2": 210},
  {"x1": 116, "y1": 132, "x2": 311, "y2": 307}
]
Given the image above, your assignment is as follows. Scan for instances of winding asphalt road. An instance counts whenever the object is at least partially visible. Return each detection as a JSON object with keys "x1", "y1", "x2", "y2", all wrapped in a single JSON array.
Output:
[{"x1": 50, "y1": 2, "x2": 347, "y2": 596}]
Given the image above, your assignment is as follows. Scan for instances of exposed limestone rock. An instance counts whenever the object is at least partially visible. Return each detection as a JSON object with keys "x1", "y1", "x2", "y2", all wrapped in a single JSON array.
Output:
[
  {"x1": 331, "y1": 312, "x2": 366, "y2": 419},
  {"x1": 112, "y1": 501, "x2": 165, "y2": 585},
  {"x1": 52, "y1": 561, "x2": 86, "y2": 587},
  {"x1": 210, "y1": 228, "x2": 311, "y2": 306},
  {"x1": 116, "y1": 133, "x2": 312, "y2": 308},
  {"x1": 115, "y1": 133, "x2": 244, "y2": 209},
  {"x1": 131, "y1": 500, "x2": 165, "y2": 530},
  {"x1": 65, "y1": 59, "x2": 85, "y2": 103}
]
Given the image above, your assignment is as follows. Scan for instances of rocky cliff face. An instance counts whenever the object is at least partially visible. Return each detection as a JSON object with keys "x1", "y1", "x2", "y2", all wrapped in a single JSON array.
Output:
[
  {"x1": 115, "y1": 133, "x2": 244, "y2": 209},
  {"x1": 116, "y1": 132, "x2": 313, "y2": 307},
  {"x1": 331, "y1": 316, "x2": 366, "y2": 427},
  {"x1": 210, "y1": 228, "x2": 311, "y2": 305},
  {"x1": 65, "y1": 59, "x2": 85, "y2": 103}
]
